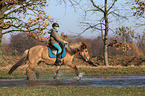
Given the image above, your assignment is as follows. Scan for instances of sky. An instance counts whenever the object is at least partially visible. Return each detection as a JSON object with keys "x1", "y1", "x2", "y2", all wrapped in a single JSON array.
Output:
[{"x1": 3, "y1": 0, "x2": 145, "y2": 42}]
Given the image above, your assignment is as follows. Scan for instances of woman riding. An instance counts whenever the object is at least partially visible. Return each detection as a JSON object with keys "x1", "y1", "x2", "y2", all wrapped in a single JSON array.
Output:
[{"x1": 49, "y1": 23, "x2": 68, "y2": 65}]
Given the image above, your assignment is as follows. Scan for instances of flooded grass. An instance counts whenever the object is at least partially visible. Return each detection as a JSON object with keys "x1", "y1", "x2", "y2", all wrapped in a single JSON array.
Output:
[{"x1": 1, "y1": 76, "x2": 145, "y2": 88}]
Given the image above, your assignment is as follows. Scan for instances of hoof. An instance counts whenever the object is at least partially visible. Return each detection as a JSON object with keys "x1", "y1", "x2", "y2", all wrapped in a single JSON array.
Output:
[
  {"x1": 78, "y1": 72, "x2": 84, "y2": 78},
  {"x1": 74, "y1": 76, "x2": 81, "y2": 80},
  {"x1": 36, "y1": 73, "x2": 39, "y2": 79},
  {"x1": 26, "y1": 77, "x2": 29, "y2": 80},
  {"x1": 53, "y1": 76, "x2": 57, "y2": 79},
  {"x1": 74, "y1": 73, "x2": 84, "y2": 80}
]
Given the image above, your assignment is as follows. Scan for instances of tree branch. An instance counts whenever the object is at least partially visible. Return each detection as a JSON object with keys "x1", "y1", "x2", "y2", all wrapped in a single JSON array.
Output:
[
  {"x1": 109, "y1": 11, "x2": 128, "y2": 19},
  {"x1": 0, "y1": 0, "x2": 50, "y2": 36},
  {"x1": 107, "y1": 0, "x2": 117, "y2": 12},
  {"x1": 78, "y1": 22, "x2": 105, "y2": 35},
  {"x1": 2, "y1": 26, "x2": 46, "y2": 35},
  {"x1": 86, "y1": 9, "x2": 103, "y2": 12},
  {"x1": 90, "y1": 0, "x2": 104, "y2": 13}
]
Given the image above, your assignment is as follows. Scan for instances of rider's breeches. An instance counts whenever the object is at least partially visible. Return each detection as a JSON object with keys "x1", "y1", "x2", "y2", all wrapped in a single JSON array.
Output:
[{"x1": 52, "y1": 43, "x2": 62, "y2": 54}]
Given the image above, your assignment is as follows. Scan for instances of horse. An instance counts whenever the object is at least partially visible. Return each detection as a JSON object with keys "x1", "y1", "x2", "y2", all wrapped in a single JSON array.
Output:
[{"x1": 8, "y1": 42, "x2": 96, "y2": 80}]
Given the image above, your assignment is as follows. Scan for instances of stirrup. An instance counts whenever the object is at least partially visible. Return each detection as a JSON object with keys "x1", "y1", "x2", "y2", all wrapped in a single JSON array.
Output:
[{"x1": 55, "y1": 59, "x2": 63, "y2": 65}]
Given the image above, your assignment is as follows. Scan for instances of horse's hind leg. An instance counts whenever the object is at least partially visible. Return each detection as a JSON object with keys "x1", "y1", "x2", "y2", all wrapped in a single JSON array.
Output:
[
  {"x1": 32, "y1": 68, "x2": 39, "y2": 79},
  {"x1": 26, "y1": 64, "x2": 37, "y2": 80},
  {"x1": 26, "y1": 66, "x2": 31, "y2": 80},
  {"x1": 53, "y1": 66, "x2": 61, "y2": 79}
]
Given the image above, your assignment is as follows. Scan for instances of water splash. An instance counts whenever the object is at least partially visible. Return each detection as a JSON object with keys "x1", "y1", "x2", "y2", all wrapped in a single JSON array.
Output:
[
  {"x1": 78, "y1": 73, "x2": 84, "y2": 78},
  {"x1": 74, "y1": 72, "x2": 84, "y2": 80}
]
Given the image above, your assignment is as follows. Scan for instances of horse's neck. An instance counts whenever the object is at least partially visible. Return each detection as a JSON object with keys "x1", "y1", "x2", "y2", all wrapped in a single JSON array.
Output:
[{"x1": 66, "y1": 42, "x2": 82, "y2": 55}]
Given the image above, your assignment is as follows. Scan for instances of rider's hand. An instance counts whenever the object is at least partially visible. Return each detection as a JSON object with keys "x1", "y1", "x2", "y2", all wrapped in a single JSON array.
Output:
[{"x1": 63, "y1": 41, "x2": 68, "y2": 44}]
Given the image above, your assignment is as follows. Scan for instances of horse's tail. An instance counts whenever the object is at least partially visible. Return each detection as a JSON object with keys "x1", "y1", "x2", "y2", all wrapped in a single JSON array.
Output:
[{"x1": 8, "y1": 49, "x2": 29, "y2": 75}]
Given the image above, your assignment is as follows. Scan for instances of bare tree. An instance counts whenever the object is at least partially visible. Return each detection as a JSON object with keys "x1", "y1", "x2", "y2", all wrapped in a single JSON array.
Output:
[{"x1": 77, "y1": 0, "x2": 128, "y2": 66}]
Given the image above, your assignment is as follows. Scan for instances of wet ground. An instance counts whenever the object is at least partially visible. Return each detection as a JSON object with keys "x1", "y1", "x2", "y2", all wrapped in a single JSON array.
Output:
[{"x1": 0, "y1": 76, "x2": 145, "y2": 88}]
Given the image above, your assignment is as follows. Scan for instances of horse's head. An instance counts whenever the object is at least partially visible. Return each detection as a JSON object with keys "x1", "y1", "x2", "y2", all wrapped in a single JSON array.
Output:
[
  {"x1": 79, "y1": 43, "x2": 90, "y2": 61},
  {"x1": 69, "y1": 42, "x2": 97, "y2": 66}
]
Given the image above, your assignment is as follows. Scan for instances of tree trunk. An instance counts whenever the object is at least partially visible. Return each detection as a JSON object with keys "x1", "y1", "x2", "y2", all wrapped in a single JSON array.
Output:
[
  {"x1": 0, "y1": 28, "x2": 7, "y2": 64},
  {"x1": 0, "y1": 7, "x2": 8, "y2": 64},
  {"x1": 104, "y1": 0, "x2": 109, "y2": 66}
]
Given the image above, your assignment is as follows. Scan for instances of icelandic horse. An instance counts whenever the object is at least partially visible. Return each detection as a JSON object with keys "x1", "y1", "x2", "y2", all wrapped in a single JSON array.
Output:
[{"x1": 8, "y1": 42, "x2": 96, "y2": 80}]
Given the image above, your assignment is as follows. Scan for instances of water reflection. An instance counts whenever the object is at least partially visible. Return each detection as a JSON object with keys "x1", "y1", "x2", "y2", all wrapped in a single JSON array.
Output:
[{"x1": 0, "y1": 76, "x2": 145, "y2": 88}]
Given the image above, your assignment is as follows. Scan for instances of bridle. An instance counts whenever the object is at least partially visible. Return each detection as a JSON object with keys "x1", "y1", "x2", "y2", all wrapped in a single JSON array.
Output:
[{"x1": 79, "y1": 49, "x2": 90, "y2": 61}]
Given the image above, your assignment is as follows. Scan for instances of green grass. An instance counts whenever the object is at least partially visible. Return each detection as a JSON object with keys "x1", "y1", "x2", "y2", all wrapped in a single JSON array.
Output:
[{"x1": 0, "y1": 87, "x2": 145, "y2": 96}]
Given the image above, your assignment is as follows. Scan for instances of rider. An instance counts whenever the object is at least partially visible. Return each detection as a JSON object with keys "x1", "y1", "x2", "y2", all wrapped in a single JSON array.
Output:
[{"x1": 49, "y1": 23, "x2": 68, "y2": 65}]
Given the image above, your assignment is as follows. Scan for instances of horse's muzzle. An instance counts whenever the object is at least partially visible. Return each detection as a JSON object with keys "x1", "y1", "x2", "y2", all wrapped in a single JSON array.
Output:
[
  {"x1": 86, "y1": 60, "x2": 97, "y2": 66},
  {"x1": 85, "y1": 58, "x2": 90, "y2": 62}
]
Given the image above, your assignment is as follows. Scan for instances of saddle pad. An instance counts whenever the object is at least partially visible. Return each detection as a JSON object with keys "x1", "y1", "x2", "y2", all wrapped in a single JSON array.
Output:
[{"x1": 48, "y1": 46, "x2": 66, "y2": 58}]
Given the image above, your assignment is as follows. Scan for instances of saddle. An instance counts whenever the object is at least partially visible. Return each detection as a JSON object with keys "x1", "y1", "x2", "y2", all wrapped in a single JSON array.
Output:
[{"x1": 48, "y1": 44, "x2": 66, "y2": 58}]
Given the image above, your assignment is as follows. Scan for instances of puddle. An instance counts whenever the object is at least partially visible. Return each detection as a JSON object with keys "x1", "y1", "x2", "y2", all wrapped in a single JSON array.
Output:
[{"x1": 0, "y1": 76, "x2": 145, "y2": 88}]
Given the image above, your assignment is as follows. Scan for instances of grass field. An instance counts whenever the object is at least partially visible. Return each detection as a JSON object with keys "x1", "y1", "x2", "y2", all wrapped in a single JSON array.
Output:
[
  {"x1": 0, "y1": 56, "x2": 145, "y2": 96},
  {"x1": 0, "y1": 87, "x2": 145, "y2": 96}
]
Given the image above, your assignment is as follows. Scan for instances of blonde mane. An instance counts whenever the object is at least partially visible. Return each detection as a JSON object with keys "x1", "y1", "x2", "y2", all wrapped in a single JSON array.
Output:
[{"x1": 69, "y1": 42, "x2": 83, "y2": 50}]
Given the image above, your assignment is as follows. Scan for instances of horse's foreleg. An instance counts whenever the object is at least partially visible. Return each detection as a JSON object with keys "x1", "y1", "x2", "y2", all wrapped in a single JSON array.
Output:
[
  {"x1": 68, "y1": 64, "x2": 84, "y2": 80},
  {"x1": 53, "y1": 66, "x2": 61, "y2": 79},
  {"x1": 68, "y1": 64, "x2": 79, "y2": 76},
  {"x1": 74, "y1": 66, "x2": 79, "y2": 76}
]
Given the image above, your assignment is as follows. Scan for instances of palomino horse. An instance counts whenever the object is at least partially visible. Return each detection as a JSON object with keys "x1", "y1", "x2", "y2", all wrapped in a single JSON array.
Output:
[{"x1": 8, "y1": 42, "x2": 95, "y2": 80}]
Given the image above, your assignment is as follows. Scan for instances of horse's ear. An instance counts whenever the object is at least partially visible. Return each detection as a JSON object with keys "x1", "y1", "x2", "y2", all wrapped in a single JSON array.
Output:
[{"x1": 81, "y1": 43, "x2": 87, "y2": 49}]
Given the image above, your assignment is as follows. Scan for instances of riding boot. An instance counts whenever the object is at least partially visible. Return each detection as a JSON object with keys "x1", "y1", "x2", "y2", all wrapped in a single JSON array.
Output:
[{"x1": 55, "y1": 53, "x2": 63, "y2": 65}]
